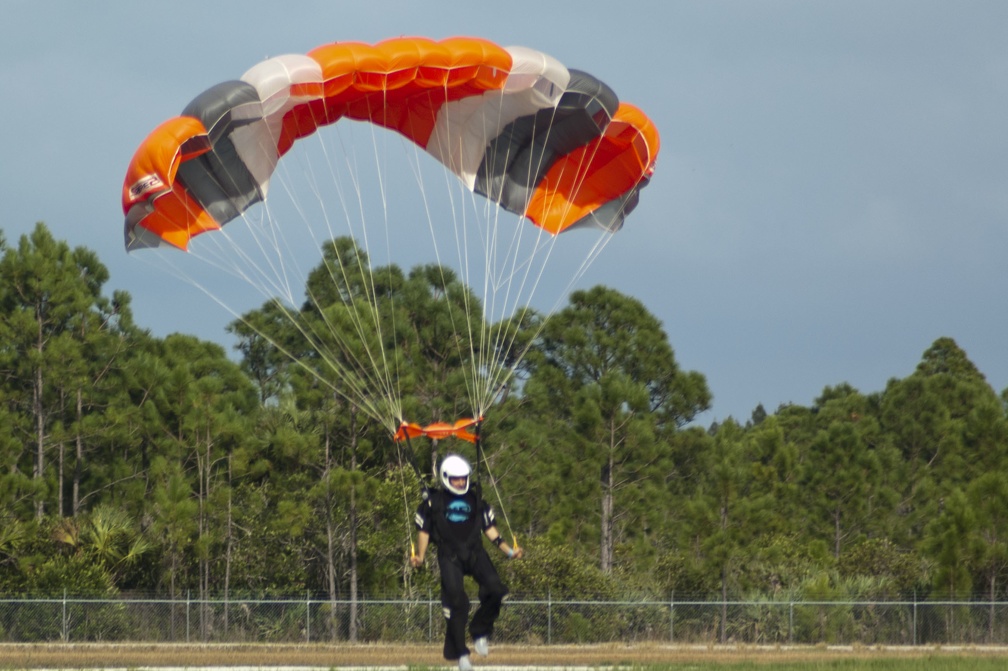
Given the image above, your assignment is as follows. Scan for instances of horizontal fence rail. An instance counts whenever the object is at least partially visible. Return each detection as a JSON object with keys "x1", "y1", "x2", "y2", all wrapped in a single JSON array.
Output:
[{"x1": 2, "y1": 595, "x2": 1008, "y2": 646}]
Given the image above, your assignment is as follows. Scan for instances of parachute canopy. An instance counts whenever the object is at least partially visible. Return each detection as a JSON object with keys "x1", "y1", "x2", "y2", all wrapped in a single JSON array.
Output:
[{"x1": 122, "y1": 36, "x2": 659, "y2": 252}]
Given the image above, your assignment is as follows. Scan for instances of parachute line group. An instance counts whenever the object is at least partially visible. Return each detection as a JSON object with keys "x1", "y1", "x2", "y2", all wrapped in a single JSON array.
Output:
[{"x1": 121, "y1": 36, "x2": 659, "y2": 440}]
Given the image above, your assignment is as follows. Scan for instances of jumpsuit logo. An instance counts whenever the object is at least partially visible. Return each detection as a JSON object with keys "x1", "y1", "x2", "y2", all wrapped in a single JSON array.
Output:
[{"x1": 445, "y1": 499, "x2": 472, "y2": 523}]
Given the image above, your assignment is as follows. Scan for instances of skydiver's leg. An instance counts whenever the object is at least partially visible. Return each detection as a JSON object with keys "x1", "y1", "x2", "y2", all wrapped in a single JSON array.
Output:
[
  {"x1": 439, "y1": 554, "x2": 471, "y2": 660},
  {"x1": 468, "y1": 549, "x2": 508, "y2": 642}
]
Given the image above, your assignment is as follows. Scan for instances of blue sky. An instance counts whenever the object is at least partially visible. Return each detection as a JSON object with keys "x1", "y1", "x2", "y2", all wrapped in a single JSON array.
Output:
[{"x1": 2, "y1": 1, "x2": 1007, "y2": 424}]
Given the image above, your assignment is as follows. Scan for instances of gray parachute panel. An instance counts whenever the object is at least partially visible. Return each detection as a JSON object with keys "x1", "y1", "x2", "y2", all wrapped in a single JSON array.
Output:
[
  {"x1": 177, "y1": 81, "x2": 265, "y2": 225},
  {"x1": 474, "y1": 69, "x2": 619, "y2": 216}
]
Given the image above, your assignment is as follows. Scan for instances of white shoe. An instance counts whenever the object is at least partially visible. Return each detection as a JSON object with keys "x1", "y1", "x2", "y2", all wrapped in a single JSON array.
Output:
[
  {"x1": 474, "y1": 636, "x2": 489, "y2": 657},
  {"x1": 458, "y1": 654, "x2": 473, "y2": 671}
]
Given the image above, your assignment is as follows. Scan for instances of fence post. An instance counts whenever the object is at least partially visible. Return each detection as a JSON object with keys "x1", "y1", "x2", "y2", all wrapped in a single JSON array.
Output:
[
  {"x1": 62, "y1": 589, "x2": 67, "y2": 642},
  {"x1": 186, "y1": 591, "x2": 191, "y2": 643},
  {"x1": 547, "y1": 589, "x2": 552, "y2": 645},
  {"x1": 992, "y1": 597, "x2": 996, "y2": 645},
  {"x1": 306, "y1": 592, "x2": 311, "y2": 643},
  {"x1": 912, "y1": 592, "x2": 917, "y2": 646},
  {"x1": 428, "y1": 589, "x2": 433, "y2": 643},
  {"x1": 789, "y1": 601, "x2": 794, "y2": 644},
  {"x1": 669, "y1": 591, "x2": 674, "y2": 643}
]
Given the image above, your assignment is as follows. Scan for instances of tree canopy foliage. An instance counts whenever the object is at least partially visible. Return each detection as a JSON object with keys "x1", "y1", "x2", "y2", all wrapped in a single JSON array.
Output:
[{"x1": 2, "y1": 223, "x2": 1007, "y2": 610}]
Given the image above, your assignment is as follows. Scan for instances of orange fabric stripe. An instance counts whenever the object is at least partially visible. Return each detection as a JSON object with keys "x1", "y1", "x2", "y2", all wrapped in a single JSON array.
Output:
[
  {"x1": 524, "y1": 103, "x2": 660, "y2": 234},
  {"x1": 278, "y1": 37, "x2": 510, "y2": 159},
  {"x1": 394, "y1": 417, "x2": 480, "y2": 443},
  {"x1": 305, "y1": 37, "x2": 510, "y2": 147},
  {"x1": 395, "y1": 422, "x2": 427, "y2": 442},
  {"x1": 421, "y1": 418, "x2": 479, "y2": 442}
]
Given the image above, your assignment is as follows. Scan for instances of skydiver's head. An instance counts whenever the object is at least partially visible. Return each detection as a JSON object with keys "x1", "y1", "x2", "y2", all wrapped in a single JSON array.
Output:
[{"x1": 440, "y1": 454, "x2": 471, "y2": 495}]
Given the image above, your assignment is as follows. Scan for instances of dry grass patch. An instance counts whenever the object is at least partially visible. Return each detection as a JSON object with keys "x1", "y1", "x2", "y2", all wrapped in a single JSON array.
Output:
[{"x1": 3, "y1": 642, "x2": 1008, "y2": 669}]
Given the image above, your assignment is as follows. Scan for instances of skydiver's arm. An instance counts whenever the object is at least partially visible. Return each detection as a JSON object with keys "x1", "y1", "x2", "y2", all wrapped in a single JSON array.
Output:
[
  {"x1": 410, "y1": 531, "x2": 430, "y2": 568},
  {"x1": 484, "y1": 525, "x2": 523, "y2": 560}
]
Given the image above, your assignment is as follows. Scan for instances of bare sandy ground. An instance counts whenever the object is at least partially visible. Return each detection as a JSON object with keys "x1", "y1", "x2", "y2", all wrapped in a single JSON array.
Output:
[{"x1": 3, "y1": 642, "x2": 1008, "y2": 669}]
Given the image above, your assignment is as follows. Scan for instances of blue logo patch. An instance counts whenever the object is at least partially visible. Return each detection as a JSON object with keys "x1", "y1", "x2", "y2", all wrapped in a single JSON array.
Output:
[{"x1": 445, "y1": 499, "x2": 472, "y2": 523}]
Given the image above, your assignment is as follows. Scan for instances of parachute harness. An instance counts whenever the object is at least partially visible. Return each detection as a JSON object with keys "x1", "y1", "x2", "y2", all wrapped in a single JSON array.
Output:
[{"x1": 396, "y1": 417, "x2": 519, "y2": 562}]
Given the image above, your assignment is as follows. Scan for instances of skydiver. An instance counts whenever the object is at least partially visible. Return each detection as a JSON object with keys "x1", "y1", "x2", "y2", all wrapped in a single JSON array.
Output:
[{"x1": 410, "y1": 454, "x2": 523, "y2": 671}]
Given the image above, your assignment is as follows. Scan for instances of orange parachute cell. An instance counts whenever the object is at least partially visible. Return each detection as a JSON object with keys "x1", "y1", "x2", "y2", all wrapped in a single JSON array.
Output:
[
  {"x1": 305, "y1": 37, "x2": 510, "y2": 148},
  {"x1": 525, "y1": 103, "x2": 659, "y2": 235},
  {"x1": 122, "y1": 116, "x2": 210, "y2": 211},
  {"x1": 122, "y1": 117, "x2": 218, "y2": 251}
]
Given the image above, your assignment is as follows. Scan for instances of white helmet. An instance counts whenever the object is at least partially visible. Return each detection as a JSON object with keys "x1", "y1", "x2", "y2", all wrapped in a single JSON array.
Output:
[{"x1": 440, "y1": 454, "x2": 471, "y2": 495}]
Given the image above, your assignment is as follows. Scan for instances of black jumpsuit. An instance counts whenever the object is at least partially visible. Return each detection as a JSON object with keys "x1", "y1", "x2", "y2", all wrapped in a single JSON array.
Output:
[{"x1": 415, "y1": 485, "x2": 509, "y2": 661}]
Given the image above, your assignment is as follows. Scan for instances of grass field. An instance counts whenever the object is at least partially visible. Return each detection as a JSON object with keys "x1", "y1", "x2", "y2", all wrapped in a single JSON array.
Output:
[{"x1": 2, "y1": 643, "x2": 1008, "y2": 670}]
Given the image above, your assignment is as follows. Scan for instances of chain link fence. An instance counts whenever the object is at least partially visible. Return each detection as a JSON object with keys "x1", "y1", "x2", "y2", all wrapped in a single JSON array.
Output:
[{"x1": 2, "y1": 595, "x2": 1008, "y2": 646}]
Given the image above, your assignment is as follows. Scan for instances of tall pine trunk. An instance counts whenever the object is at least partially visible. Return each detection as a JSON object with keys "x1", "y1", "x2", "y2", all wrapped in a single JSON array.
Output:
[
  {"x1": 224, "y1": 453, "x2": 233, "y2": 635},
  {"x1": 600, "y1": 418, "x2": 617, "y2": 574},
  {"x1": 198, "y1": 426, "x2": 212, "y2": 640},
  {"x1": 349, "y1": 405, "x2": 359, "y2": 642},
  {"x1": 33, "y1": 331, "x2": 45, "y2": 520},
  {"x1": 720, "y1": 502, "x2": 729, "y2": 644},
  {"x1": 324, "y1": 426, "x2": 338, "y2": 641},
  {"x1": 73, "y1": 387, "x2": 83, "y2": 515}
]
